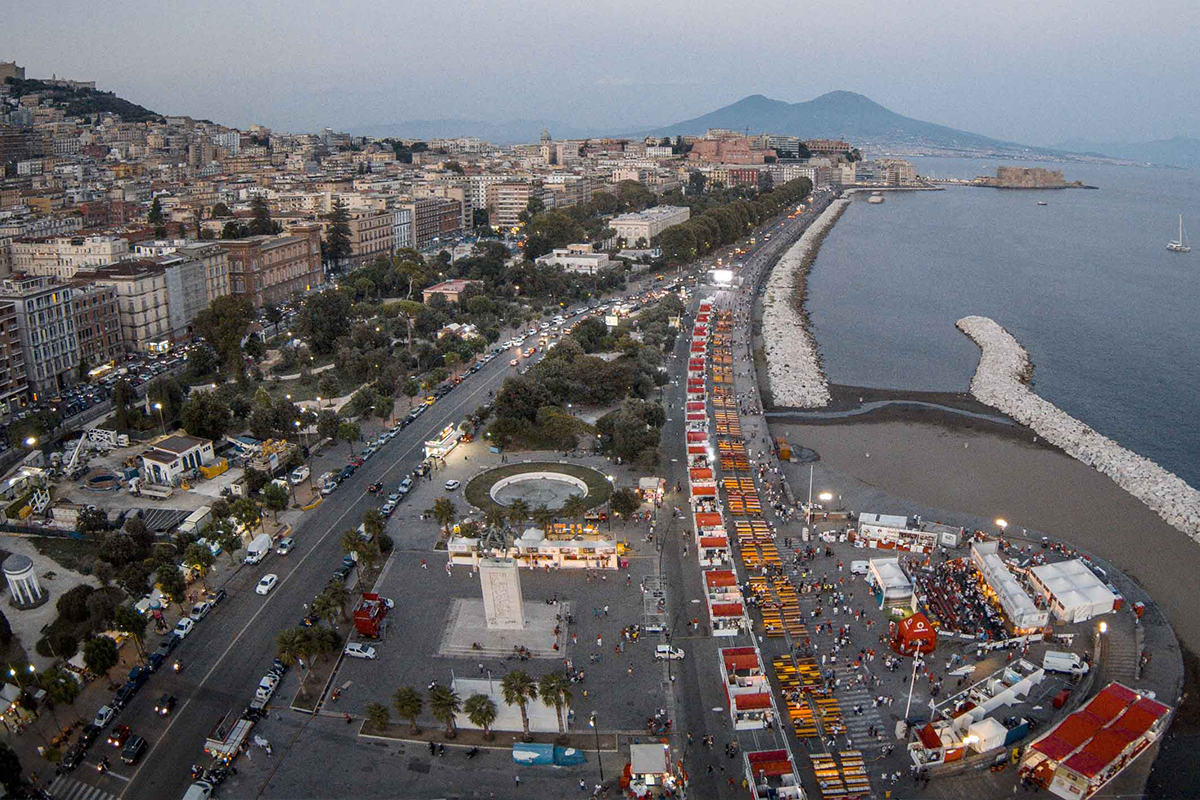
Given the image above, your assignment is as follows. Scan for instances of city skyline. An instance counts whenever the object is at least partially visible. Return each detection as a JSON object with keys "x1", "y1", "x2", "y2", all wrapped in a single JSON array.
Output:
[{"x1": 4, "y1": 0, "x2": 1200, "y2": 145}]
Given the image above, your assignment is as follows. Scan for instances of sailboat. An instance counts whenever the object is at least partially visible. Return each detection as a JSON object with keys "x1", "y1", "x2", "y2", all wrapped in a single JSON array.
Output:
[{"x1": 1168, "y1": 214, "x2": 1190, "y2": 253}]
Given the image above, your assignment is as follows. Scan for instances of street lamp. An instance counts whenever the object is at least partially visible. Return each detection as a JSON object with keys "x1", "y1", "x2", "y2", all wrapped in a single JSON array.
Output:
[
  {"x1": 995, "y1": 518, "x2": 1008, "y2": 536},
  {"x1": 23, "y1": 437, "x2": 36, "y2": 449},
  {"x1": 1098, "y1": 621, "x2": 1108, "y2": 635},
  {"x1": 153, "y1": 402, "x2": 166, "y2": 436},
  {"x1": 589, "y1": 712, "x2": 603, "y2": 783}
]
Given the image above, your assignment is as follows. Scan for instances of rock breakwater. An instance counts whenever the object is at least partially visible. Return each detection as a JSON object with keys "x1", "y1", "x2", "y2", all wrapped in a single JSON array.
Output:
[
  {"x1": 761, "y1": 199, "x2": 848, "y2": 407},
  {"x1": 957, "y1": 315, "x2": 1200, "y2": 539}
]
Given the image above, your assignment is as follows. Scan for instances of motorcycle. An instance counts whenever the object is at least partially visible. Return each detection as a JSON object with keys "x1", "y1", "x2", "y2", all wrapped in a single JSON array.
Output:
[
  {"x1": 173, "y1": 661, "x2": 183, "y2": 674},
  {"x1": 466, "y1": 747, "x2": 479, "y2": 759}
]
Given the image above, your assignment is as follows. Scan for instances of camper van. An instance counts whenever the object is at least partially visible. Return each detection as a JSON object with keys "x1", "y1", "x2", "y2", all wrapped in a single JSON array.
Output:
[{"x1": 1042, "y1": 650, "x2": 1089, "y2": 677}]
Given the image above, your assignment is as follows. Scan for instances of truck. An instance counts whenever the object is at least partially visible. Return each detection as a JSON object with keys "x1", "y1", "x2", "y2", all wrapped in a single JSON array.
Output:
[
  {"x1": 353, "y1": 592, "x2": 388, "y2": 638},
  {"x1": 244, "y1": 533, "x2": 271, "y2": 565},
  {"x1": 177, "y1": 506, "x2": 213, "y2": 535},
  {"x1": 128, "y1": 477, "x2": 173, "y2": 500},
  {"x1": 1042, "y1": 650, "x2": 1090, "y2": 677},
  {"x1": 204, "y1": 709, "x2": 254, "y2": 762}
]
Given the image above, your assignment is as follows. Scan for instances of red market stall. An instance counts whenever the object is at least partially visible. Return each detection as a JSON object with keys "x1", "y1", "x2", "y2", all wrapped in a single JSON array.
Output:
[{"x1": 892, "y1": 612, "x2": 938, "y2": 655}]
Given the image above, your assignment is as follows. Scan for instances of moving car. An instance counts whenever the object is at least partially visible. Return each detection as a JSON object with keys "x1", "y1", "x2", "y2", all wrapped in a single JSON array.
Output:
[
  {"x1": 173, "y1": 618, "x2": 195, "y2": 639},
  {"x1": 368, "y1": 482, "x2": 384, "y2": 493},
  {"x1": 154, "y1": 693, "x2": 176, "y2": 715},
  {"x1": 444, "y1": 479, "x2": 460, "y2": 491},
  {"x1": 107, "y1": 724, "x2": 131, "y2": 747},
  {"x1": 121, "y1": 735, "x2": 147, "y2": 764},
  {"x1": 256, "y1": 574, "x2": 279, "y2": 595},
  {"x1": 276, "y1": 537, "x2": 295, "y2": 555},
  {"x1": 344, "y1": 642, "x2": 377, "y2": 659}
]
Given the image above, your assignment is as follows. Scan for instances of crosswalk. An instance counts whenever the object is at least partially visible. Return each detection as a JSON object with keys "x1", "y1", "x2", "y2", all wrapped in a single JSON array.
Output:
[
  {"x1": 46, "y1": 774, "x2": 121, "y2": 800},
  {"x1": 831, "y1": 667, "x2": 888, "y2": 752}
]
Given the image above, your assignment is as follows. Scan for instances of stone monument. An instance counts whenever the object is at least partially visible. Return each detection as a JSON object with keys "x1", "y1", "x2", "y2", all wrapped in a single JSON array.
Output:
[{"x1": 479, "y1": 558, "x2": 525, "y2": 630}]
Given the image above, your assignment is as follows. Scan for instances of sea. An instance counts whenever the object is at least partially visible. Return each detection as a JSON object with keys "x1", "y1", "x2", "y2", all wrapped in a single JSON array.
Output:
[{"x1": 805, "y1": 156, "x2": 1200, "y2": 489}]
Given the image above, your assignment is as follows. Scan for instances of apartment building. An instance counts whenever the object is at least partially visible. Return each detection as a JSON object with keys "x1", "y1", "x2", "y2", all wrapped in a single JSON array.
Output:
[
  {"x1": 414, "y1": 182, "x2": 473, "y2": 231},
  {"x1": 348, "y1": 210, "x2": 394, "y2": 264},
  {"x1": 485, "y1": 181, "x2": 534, "y2": 230},
  {"x1": 216, "y1": 222, "x2": 322, "y2": 307},
  {"x1": 0, "y1": 301, "x2": 28, "y2": 414},
  {"x1": 175, "y1": 242, "x2": 230, "y2": 305},
  {"x1": 0, "y1": 276, "x2": 78, "y2": 396},
  {"x1": 77, "y1": 261, "x2": 171, "y2": 353},
  {"x1": 8, "y1": 235, "x2": 131, "y2": 280},
  {"x1": 609, "y1": 205, "x2": 691, "y2": 245},
  {"x1": 71, "y1": 282, "x2": 123, "y2": 367},
  {"x1": 159, "y1": 251, "x2": 209, "y2": 341},
  {"x1": 396, "y1": 197, "x2": 462, "y2": 250},
  {"x1": 392, "y1": 207, "x2": 413, "y2": 251}
]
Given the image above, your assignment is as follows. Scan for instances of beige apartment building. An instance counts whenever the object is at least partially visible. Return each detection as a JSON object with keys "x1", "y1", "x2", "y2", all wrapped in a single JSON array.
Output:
[
  {"x1": 414, "y1": 183, "x2": 473, "y2": 231},
  {"x1": 348, "y1": 210, "x2": 394, "y2": 264},
  {"x1": 0, "y1": 275, "x2": 79, "y2": 395},
  {"x1": 77, "y1": 261, "x2": 172, "y2": 353},
  {"x1": 8, "y1": 235, "x2": 131, "y2": 280},
  {"x1": 485, "y1": 182, "x2": 534, "y2": 230},
  {"x1": 609, "y1": 205, "x2": 691, "y2": 245}
]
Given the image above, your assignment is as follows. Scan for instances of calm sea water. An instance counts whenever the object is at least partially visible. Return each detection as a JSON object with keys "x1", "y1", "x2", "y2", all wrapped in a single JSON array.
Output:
[{"x1": 806, "y1": 156, "x2": 1200, "y2": 488}]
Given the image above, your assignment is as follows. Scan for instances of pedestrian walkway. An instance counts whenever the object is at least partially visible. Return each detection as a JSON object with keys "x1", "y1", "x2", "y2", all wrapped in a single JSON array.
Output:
[{"x1": 46, "y1": 774, "x2": 121, "y2": 800}]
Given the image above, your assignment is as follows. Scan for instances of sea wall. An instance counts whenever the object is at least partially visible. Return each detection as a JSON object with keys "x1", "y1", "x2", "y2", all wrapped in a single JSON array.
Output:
[
  {"x1": 957, "y1": 315, "x2": 1200, "y2": 540},
  {"x1": 760, "y1": 199, "x2": 848, "y2": 407}
]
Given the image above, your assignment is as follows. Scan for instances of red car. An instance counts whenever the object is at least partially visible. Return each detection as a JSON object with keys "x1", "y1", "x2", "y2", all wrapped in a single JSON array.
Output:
[
  {"x1": 349, "y1": 457, "x2": 365, "y2": 467},
  {"x1": 107, "y1": 725, "x2": 131, "y2": 748},
  {"x1": 367, "y1": 482, "x2": 383, "y2": 493}
]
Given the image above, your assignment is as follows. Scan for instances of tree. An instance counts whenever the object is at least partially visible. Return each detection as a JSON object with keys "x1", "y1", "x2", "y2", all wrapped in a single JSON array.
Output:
[
  {"x1": 340, "y1": 528, "x2": 362, "y2": 562},
  {"x1": 0, "y1": 610, "x2": 10, "y2": 649},
  {"x1": 248, "y1": 194, "x2": 277, "y2": 236},
  {"x1": 361, "y1": 509, "x2": 385, "y2": 541},
  {"x1": 610, "y1": 487, "x2": 640, "y2": 518},
  {"x1": 432, "y1": 497, "x2": 457, "y2": 536},
  {"x1": 77, "y1": 506, "x2": 108, "y2": 537},
  {"x1": 306, "y1": 625, "x2": 341, "y2": 662},
  {"x1": 324, "y1": 198, "x2": 353, "y2": 271},
  {"x1": 394, "y1": 686, "x2": 424, "y2": 734},
  {"x1": 113, "y1": 605, "x2": 148, "y2": 663},
  {"x1": 687, "y1": 170, "x2": 707, "y2": 196},
  {"x1": 147, "y1": 196, "x2": 164, "y2": 226},
  {"x1": 194, "y1": 295, "x2": 253, "y2": 374},
  {"x1": 484, "y1": 505, "x2": 507, "y2": 534},
  {"x1": 232, "y1": 496, "x2": 263, "y2": 535},
  {"x1": 428, "y1": 684, "x2": 462, "y2": 739},
  {"x1": 365, "y1": 701, "x2": 391, "y2": 733},
  {"x1": 94, "y1": 560, "x2": 115, "y2": 587},
  {"x1": 39, "y1": 665, "x2": 81, "y2": 706},
  {"x1": 111, "y1": 378, "x2": 137, "y2": 430},
  {"x1": 157, "y1": 566, "x2": 187, "y2": 612},
  {"x1": 209, "y1": 518, "x2": 242, "y2": 565},
  {"x1": 337, "y1": 421, "x2": 361, "y2": 455},
  {"x1": 323, "y1": 581, "x2": 350, "y2": 621},
  {"x1": 263, "y1": 482, "x2": 290, "y2": 520},
  {"x1": 275, "y1": 628, "x2": 312, "y2": 695},
  {"x1": 531, "y1": 503, "x2": 555, "y2": 532},
  {"x1": 561, "y1": 494, "x2": 588, "y2": 529},
  {"x1": 118, "y1": 561, "x2": 151, "y2": 598},
  {"x1": 57, "y1": 585, "x2": 94, "y2": 624},
  {"x1": 211, "y1": 202, "x2": 232, "y2": 218},
  {"x1": 0, "y1": 742, "x2": 21, "y2": 794},
  {"x1": 538, "y1": 671, "x2": 572, "y2": 740},
  {"x1": 506, "y1": 499, "x2": 530, "y2": 529},
  {"x1": 403, "y1": 377, "x2": 421, "y2": 409},
  {"x1": 311, "y1": 592, "x2": 341, "y2": 627},
  {"x1": 83, "y1": 635, "x2": 119, "y2": 677},
  {"x1": 464, "y1": 693, "x2": 498, "y2": 741},
  {"x1": 501, "y1": 670, "x2": 538, "y2": 742}
]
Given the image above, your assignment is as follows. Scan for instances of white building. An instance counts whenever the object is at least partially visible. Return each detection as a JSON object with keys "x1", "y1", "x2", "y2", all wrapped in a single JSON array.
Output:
[
  {"x1": 609, "y1": 205, "x2": 691, "y2": 246},
  {"x1": 140, "y1": 435, "x2": 215, "y2": 486},
  {"x1": 9, "y1": 235, "x2": 130, "y2": 280},
  {"x1": 535, "y1": 244, "x2": 615, "y2": 275},
  {"x1": 392, "y1": 207, "x2": 413, "y2": 250}
]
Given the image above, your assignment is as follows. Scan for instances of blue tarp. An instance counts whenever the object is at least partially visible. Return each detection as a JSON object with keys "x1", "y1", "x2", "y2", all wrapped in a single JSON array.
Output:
[{"x1": 553, "y1": 746, "x2": 586, "y2": 766}]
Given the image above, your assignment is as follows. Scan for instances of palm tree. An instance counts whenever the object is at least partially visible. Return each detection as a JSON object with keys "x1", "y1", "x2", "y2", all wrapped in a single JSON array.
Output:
[
  {"x1": 506, "y1": 499, "x2": 531, "y2": 529},
  {"x1": 340, "y1": 528, "x2": 362, "y2": 559},
  {"x1": 562, "y1": 494, "x2": 588, "y2": 530},
  {"x1": 311, "y1": 592, "x2": 341, "y2": 627},
  {"x1": 464, "y1": 694, "x2": 498, "y2": 741},
  {"x1": 501, "y1": 670, "x2": 538, "y2": 742},
  {"x1": 276, "y1": 628, "x2": 311, "y2": 696},
  {"x1": 538, "y1": 671, "x2": 573, "y2": 741},
  {"x1": 432, "y1": 497, "x2": 457, "y2": 536},
  {"x1": 484, "y1": 505, "x2": 507, "y2": 533},
  {"x1": 531, "y1": 503, "x2": 555, "y2": 532},
  {"x1": 393, "y1": 686, "x2": 424, "y2": 734},
  {"x1": 361, "y1": 509, "x2": 385, "y2": 540},
  {"x1": 365, "y1": 701, "x2": 390, "y2": 733},
  {"x1": 428, "y1": 684, "x2": 462, "y2": 739},
  {"x1": 307, "y1": 625, "x2": 341, "y2": 662},
  {"x1": 324, "y1": 581, "x2": 350, "y2": 621}
]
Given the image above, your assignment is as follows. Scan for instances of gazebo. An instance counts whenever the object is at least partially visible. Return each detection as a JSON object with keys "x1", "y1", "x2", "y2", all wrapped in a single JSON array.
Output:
[{"x1": 2, "y1": 554, "x2": 47, "y2": 609}]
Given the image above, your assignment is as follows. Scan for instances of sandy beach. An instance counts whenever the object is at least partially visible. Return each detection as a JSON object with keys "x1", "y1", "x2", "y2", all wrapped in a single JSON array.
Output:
[{"x1": 775, "y1": 419, "x2": 1200, "y2": 660}]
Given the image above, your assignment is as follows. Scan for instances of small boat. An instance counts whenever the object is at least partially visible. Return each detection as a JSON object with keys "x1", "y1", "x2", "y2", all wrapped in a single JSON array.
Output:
[
  {"x1": 1036, "y1": 201, "x2": 1048, "y2": 206},
  {"x1": 1168, "y1": 214, "x2": 1190, "y2": 253}
]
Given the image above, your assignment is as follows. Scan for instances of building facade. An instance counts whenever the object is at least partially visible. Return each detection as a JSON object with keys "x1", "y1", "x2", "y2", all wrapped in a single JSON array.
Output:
[
  {"x1": 485, "y1": 182, "x2": 533, "y2": 230},
  {"x1": 0, "y1": 276, "x2": 78, "y2": 396},
  {"x1": 174, "y1": 242, "x2": 230, "y2": 305},
  {"x1": 77, "y1": 261, "x2": 171, "y2": 353},
  {"x1": 8, "y1": 235, "x2": 130, "y2": 280},
  {"x1": 159, "y1": 251, "x2": 209, "y2": 342},
  {"x1": 216, "y1": 223, "x2": 322, "y2": 307},
  {"x1": 609, "y1": 205, "x2": 691, "y2": 245},
  {"x1": 0, "y1": 301, "x2": 28, "y2": 414},
  {"x1": 71, "y1": 282, "x2": 122, "y2": 368}
]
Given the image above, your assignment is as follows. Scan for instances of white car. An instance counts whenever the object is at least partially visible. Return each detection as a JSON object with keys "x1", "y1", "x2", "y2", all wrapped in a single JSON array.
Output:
[
  {"x1": 444, "y1": 480, "x2": 461, "y2": 491},
  {"x1": 256, "y1": 574, "x2": 279, "y2": 595},
  {"x1": 255, "y1": 674, "x2": 278, "y2": 701},
  {"x1": 344, "y1": 642, "x2": 377, "y2": 660},
  {"x1": 290, "y1": 466, "x2": 310, "y2": 484},
  {"x1": 93, "y1": 705, "x2": 116, "y2": 729},
  {"x1": 654, "y1": 645, "x2": 685, "y2": 660},
  {"x1": 173, "y1": 618, "x2": 195, "y2": 639},
  {"x1": 276, "y1": 538, "x2": 295, "y2": 555},
  {"x1": 188, "y1": 601, "x2": 212, "y2": 622},
  {"x1": 850, "y1": 560, "x2": 870, "y2": 576}
]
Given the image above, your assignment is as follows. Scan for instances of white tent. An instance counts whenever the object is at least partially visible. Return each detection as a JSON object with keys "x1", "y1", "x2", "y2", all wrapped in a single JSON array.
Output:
[
  {"x1": 868, "y1": 558, "x2": 913, "y2": 606},
  {"x1": 967, "y1": 717, "x2": 1008, "y2": 752},
  {"x1": 1028, "y1": 560, "x2": 1116, "y2": 623},
  {"x1": 971, "y1": 543, "x2": 1049, "y2": 631}
]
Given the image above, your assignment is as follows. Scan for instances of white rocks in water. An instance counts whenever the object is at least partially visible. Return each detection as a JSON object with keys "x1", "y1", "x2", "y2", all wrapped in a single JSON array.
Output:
[
  {"x1": 957, "y1": 315, "x2": 1200, "y2": 541},
  {"x1": 761, "y1": 200, "x2": 848, "y2": 408}
]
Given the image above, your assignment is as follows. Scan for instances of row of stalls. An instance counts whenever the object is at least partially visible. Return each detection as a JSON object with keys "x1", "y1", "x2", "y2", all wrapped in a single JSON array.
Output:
[
  {"x1": 445, "y1": 526, "x2": 621, "y2": 570},
  {"x1": 1020, "y1": 682, "x2": 1171, "y2": 799},
  {"x1": 676, "y1": 301, "x2": 805, "y2": 800}
]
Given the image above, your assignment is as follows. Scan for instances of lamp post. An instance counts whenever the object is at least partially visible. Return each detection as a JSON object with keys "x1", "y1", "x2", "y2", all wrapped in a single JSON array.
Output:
[
  {"x1": 995, "y1": 518, "x2": 1008, "y2": 537},
  {"x1": 153, "y1": 402, "x2": 166, "y2": 436},
  {"x1": 589, "y1": 712, "x2": 603, "y2": 783}
]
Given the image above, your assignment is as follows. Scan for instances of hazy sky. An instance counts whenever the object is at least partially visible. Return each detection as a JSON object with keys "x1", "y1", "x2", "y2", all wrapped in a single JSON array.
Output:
[{"x1": 5, "y1": 0, "x2": 1198, "y2": 144}]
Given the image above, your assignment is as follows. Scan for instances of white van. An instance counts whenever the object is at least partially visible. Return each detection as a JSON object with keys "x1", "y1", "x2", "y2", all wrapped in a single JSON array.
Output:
[
  {"x1": 181, "y1": 782, "x2": 214, "y2": 800},
  {"x1": 1042, "y1": 650, "x2": 1089, "y2": 677},
  {"x1": 244, "y1": 533, "x2": 272, "y2": 565}
]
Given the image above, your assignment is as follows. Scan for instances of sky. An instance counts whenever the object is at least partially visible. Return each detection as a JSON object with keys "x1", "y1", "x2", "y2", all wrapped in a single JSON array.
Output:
[{"x1": 4, "y1": 0, "x2": 1199, "y2": 145}]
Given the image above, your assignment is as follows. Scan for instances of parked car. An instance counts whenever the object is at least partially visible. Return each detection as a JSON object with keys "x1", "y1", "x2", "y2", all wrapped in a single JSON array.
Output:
[
  {"x1": 207, "y1": 588, "x2": 227, "y2": 605},
  {"x1": 147, "y1": 652, "x2": 165, "y2": 672},
  {"x1": 92, "y1": 706, "x2": 115, "y2": 729},
  {"x1": 277, "y1": 537, "x2": 295, "y2": 555},
  {"x1": 398, "y1": 478, "x2": 413, "y2": 494},
  {"x1": 78, "y1": 723, "x2": 101, "y2": 748},
  {"x1": 344, "y1": 642, "x2": 377, "y2": 660},
  {"x1": 255, "y1": 674, "x2": 278, "y2": 701},
  {"x1": 126, "y1": 666, "x2": 150, "y2": 689},
  {"x1": 173, "y1": 618, "x2": 195, "y2": 639},
  {"x1": 112, "y1": 683, "x2": 136, "y2": 709},
  {"x1": 121, "y1": 735, "x2": 147, "y2": 764},
  {"x1": 189, "y1": 601, "x2": 212, "y2": 621},
  {"x1": 654, "y1": 645, "x2": 685, "y2": 660},
  {"x1": 256, "y1": 574, "x2": 279, "y2": 595},
  {"x1": 444, "y1": 479, "x2": 461, "y2": 491},
  {"x1": 156, "y1": 634, "x2": 180, "y2": 658}
]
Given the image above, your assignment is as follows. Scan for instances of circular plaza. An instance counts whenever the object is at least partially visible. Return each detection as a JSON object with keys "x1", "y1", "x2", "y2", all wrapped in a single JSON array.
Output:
[{"x1": 464, "y1": 462, "x2": 612, "y2": 513}]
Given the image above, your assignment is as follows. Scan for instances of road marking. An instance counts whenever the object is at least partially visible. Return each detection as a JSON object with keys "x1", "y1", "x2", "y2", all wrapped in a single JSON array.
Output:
[{"x1": 118, "y1": 362, "x2": 510, "y2": 798}]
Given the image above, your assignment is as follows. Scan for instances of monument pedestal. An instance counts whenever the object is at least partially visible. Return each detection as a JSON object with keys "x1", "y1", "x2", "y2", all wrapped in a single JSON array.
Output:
[
  {"x1": 439, "y1": 599, "x2": 568, "y2": 658},
  {"x1": 479, "y1": 558, "x2": 525, "y2": 629}
]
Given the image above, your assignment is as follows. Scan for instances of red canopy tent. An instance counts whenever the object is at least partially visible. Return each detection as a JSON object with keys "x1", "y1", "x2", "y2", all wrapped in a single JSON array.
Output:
[{"x1": 892, "y1": 612, "x2": 938, "y2": 655}]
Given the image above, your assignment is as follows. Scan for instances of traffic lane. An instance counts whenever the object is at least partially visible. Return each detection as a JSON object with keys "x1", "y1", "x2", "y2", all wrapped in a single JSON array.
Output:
[{"x1": 122, "y1": 353, "x2": 520, "y2": 799}]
